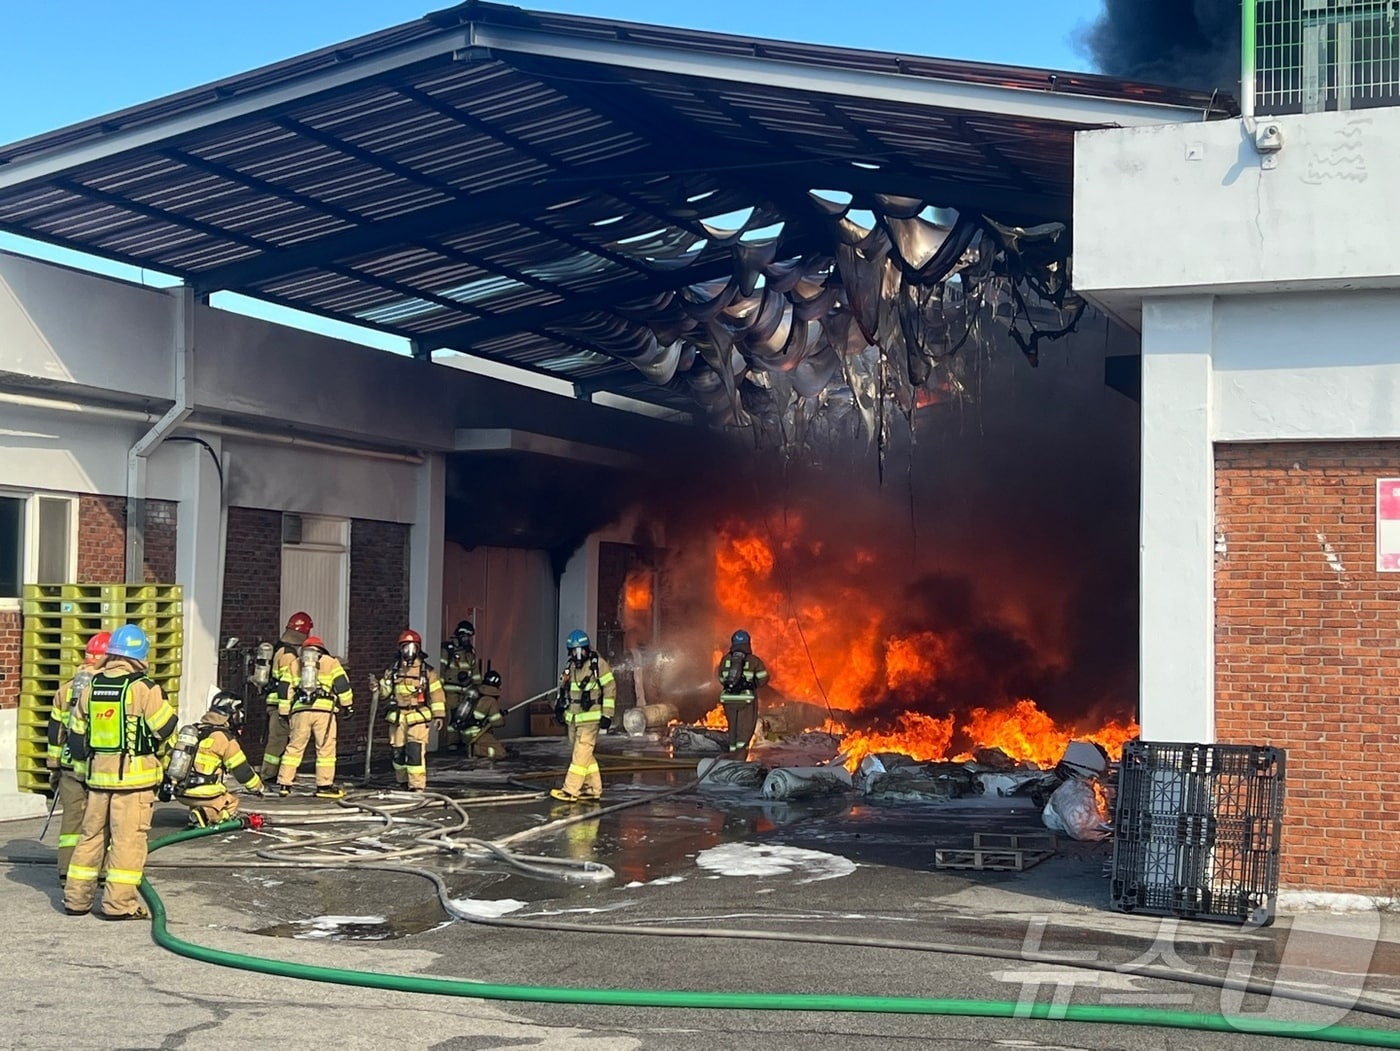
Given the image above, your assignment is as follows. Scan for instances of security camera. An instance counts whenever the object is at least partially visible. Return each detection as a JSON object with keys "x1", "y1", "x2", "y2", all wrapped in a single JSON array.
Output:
[{"x1": 1254, "y1": 123, "x2": 1284, "y2": 154}]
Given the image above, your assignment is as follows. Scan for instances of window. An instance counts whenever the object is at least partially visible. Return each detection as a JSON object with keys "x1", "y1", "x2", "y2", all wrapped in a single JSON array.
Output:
[
  {"x1": 0, "y1": 492, "x2": 77, "y2": 601},
  {"x1": 0, "y1": 497, "x2": 20, "y2": 598}
]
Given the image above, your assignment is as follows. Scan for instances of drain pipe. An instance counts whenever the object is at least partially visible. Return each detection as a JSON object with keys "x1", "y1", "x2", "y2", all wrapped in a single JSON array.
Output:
[{"x1": 126, "y1": 286, "x2": 195, "y2": 584}]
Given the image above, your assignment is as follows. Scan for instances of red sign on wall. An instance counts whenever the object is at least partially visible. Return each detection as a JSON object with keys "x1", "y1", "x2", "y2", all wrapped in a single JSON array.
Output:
[{"x1": 1377, "y1": 479, "x2": 1400, "y2": 571}]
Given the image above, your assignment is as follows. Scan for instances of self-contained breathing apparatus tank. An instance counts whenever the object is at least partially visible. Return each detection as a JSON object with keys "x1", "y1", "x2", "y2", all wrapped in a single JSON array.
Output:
[
  {"x1": 450, "y1": 686, "x2": 481, "y2": 731},
  {"x1": 299, "y1": 648, "x2": 320, "y2": 693},
  {"x1": 248, "y1": 641, "x2": 275, "y2": 690},
  {"x1": 69, "y1": 667, "x2": 94, "y2": 704},
  {"x1": 159, "y1": 723, "x2": 203, "y2": 801}
]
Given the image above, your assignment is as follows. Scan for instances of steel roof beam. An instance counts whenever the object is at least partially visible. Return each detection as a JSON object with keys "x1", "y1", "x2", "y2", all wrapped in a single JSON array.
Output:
[
  {"x1": 188, "y1": 162, "x2": 642, "y2": 293},
  {"x1": 0, "y1": 29, "x2": 472, "y2": 192},
  {"x1": 466, "y1": 23, "x2": 1207, "y2": 129}
]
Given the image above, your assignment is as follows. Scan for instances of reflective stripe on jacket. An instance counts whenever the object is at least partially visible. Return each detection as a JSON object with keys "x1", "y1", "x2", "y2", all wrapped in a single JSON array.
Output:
[
  {"x1": 69, "y1": 658, "x2": 177, "y2": 790},
  {"x1": 47, "y1": 671, "x2": 94, "y2": 775},
  {"x1": 561, "y1": 654, "x2": 615, "y2": 724},
  {"x1": 718, "y1": 650, "x2": 769, "y2": 702},
  {"x1": 381, "y1": 659, "x2": 446, "y2": 724},
  {"x1": 289, "y1": 652, "x2": 353, "y2": 713},
  {"x1": 180, "y1": 712, "x2": 264, "y2": 798}
]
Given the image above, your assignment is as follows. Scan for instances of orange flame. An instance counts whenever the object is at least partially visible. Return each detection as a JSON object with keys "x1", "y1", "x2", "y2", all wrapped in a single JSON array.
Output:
[
  {"x1": 699, "y1": 703, "x2": 728, "y2": 729},
  {"x1": 708, "y1": 519, "x2": 1139, "y2": 774},
  {"x1": 624, "y1": 570, "x2": 653, "y2": 613},
  {"x1": 836, "y1": 712, "x2": 955, "y2": 771}
]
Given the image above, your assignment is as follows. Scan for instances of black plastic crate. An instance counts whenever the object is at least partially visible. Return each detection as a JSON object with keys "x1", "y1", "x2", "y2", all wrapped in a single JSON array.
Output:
[{"x1": 1110, "y1": 741, "x2": 1285, "y2": 926}]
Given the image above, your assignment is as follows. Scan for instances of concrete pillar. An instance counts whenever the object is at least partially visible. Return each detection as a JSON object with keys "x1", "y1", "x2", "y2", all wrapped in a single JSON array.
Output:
[
  {"x1": 155, "y1": 437, "x2": 224, "y2": 723},
  {"x1": 1139, "y1": 296, "x2": 1216, "y2": 742},
  {"x1": 558, "y1": 536, "x2": 599, "y2": 650},
  {"x1": 408, "y1": 452, "x2": 446, "y2": 661}
]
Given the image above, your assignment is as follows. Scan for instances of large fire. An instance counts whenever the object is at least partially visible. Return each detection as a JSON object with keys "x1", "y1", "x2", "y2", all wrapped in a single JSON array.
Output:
[{"x1": 708, "y1": 521, "x2": 1139, "y2": 771}]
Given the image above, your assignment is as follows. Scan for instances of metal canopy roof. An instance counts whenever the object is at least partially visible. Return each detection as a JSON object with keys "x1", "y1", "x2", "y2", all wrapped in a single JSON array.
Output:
[{"x1": 0, "y1": 2, "x2": 1232, "y2": 410}]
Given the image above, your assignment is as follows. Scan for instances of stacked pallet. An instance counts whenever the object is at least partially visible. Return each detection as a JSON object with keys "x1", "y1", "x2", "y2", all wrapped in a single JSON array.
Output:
[{"x1": 16, "y1": 583, "x2": 183, "y2": 795}]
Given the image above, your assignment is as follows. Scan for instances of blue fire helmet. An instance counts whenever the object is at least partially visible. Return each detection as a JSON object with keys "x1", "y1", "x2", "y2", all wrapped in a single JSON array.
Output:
[
  {"x1": 107, "y1": 624, "x2": 151, "y2": 662},
  {"x1": 730, "y1": 629, "x2": 751, "y2": 651},
  {"x1": 566, "y1": 630, "x2": 590, "y2": 650}
]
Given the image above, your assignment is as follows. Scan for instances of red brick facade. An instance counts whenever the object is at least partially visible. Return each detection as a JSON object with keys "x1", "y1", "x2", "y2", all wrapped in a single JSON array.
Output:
[
  {"x1": 344, "y1": 519, "x2": 411, "y2": 754},
  {"x1": 1215, "y1": 442, "x2": 1400, "y2": 894},
  {"x1": 217, "y1": 511, "x2": 411, "y2": 762},
  {"x1": 77, "y1": 495, "x2": 177, "y2": 583},
  {"x1": 0, "y1": 495, "x2": 178, "y2": 711},
  {"x1": 0, "y1": 612, "x2": 19, "y2": 712}
]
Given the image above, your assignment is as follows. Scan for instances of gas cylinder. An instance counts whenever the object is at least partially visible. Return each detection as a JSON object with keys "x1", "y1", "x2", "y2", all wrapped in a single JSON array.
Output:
[
  {"x1": 164, "y1": 724, "x2": 202, "y2": 787},
  {"x1": 248, "y1": 641, "x2": 274, "y2": 689}
]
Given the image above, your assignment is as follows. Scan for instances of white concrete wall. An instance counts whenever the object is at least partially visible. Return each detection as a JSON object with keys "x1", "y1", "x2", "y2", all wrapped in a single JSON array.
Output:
[
  {"x1": 1075, "y1": 109, "x2": 1400, "y2": 306},
  {"x1": 1130, "y1": 289, "x2": 1400, "y2": 743},
  {"x1": 1213, "y1": 292, "x2": 1400, "y2": 441},
  {"x1": 1078, "y1": 103, "x2": 1400, "y2": 748}
]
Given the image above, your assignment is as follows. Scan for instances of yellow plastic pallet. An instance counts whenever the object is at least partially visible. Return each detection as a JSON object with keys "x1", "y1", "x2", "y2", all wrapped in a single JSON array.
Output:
[{"x1": 18, "y1": 582, "x2": 185, "y2": 795}]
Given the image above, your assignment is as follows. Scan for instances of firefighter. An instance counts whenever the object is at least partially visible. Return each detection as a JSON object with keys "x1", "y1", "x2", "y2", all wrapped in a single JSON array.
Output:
[
  {"x1": 62, "y1": 624, "x2": 178, "y2": 920},
  {"x1": 162, "y1": 693, "x2": 266, "y2": 827},
  {"x1": 257, "y1": 611, "x2": 313, "y2": 782},
  {"x1": 440, "y1": 619, "x2": 482, "y2": 752},
  {"x1": 549, "y1": 630, "x2": 615, "y2": 803},
  {"x1": 372, "y1": 629, "x2": 447, "y2": 791},
  {"x1": 450, "y1": 667, "x2": 508, "y2": 761},
  {"x1": 717, "y1": 629, "x2": 769, "y2": 752},
  {"x1": 45, "y1": 631, "x2": 110, "y2": 884},
  {"x1": 275, "y1": 635, "x2": 353, "y2": 799}
]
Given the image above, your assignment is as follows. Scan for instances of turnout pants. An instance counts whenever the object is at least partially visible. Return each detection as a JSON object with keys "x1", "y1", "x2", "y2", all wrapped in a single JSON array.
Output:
[
  {"x1": 63, "y1": 787, "x2": 155, "y2": 918},
  {"x1": 722, "y1": 698, "x2": 758, "y2": 751},
  {"x1": 260, "y1": 710, "x2": 290, "y2": 780},
  {"x1": 177, "y1": 789, "x2": 240, "y2": 825},
  {"x1": 278, "y1": 710, "x2": 338, "y2": 788},
  {"x1": 55, "y1": 768, "x2": 89, "y2": 881},
  {"x1": 562, "y1": 718, "x2": 602, "y2": 798},
  {"x1": 467, "y1": 729, "x2": 507, "y2": 760},
  {"x1": 389, "y1": 717, "x2": 431, "y2": 789}
]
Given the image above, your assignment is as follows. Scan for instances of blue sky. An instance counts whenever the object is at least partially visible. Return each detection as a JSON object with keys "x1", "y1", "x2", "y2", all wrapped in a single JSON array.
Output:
[{"x1": 0, "y1": 1, "x2": 1107, "y2": 361}]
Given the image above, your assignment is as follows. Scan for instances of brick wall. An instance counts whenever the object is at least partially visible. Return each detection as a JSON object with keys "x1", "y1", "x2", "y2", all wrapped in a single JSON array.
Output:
[
  {"x1": 345, "y1": 518, "x2": 410, "y2": 754},
  {"x1": 0, "y1": 611, "x2": 19, "y2": 711},
  {"x1": 77, "y1": 495, "x2": 178, "y2": 583},
  {"x1": 217, "y1": 507, "x2": 284, "y2": 759},
  {"x1": 1215, "y1": 442, "x2": 1400, "y2": 894},
  {"x1": 0, "y1": 495, "x2": 179, "y2": 712}
]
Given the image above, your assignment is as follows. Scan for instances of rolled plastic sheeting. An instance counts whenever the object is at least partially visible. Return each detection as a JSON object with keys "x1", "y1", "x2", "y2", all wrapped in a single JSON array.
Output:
[
  {"x1": 761, "y1": 766, "x2": 853, "y2": 801},
  {"x1": 622, "y1": 703, "x2": 679, "y2": 737},
  {"x1": 697, "y1": 758, "x2": 767, "y2": 789}
]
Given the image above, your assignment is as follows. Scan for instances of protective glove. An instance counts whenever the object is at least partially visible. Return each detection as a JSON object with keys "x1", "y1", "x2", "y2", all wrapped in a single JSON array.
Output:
[
  {"x1": 599, "y1": 716, "x2": 612, "y2": 732},
  {"x1": 553, "y1": 703, "x2": 567, "y2": 727},
  {"x1": 157, "y1": 781, "x2": 175, "y2": 803},
  {"x1": 431, "y1": 717, "x2": 445, "y2": 733},
  {"x1": 339, "y1": 706, "x2": 354, "y2": 719}
]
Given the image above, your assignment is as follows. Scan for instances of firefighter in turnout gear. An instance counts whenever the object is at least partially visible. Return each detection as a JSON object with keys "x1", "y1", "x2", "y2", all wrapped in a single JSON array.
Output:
[
  {"x1": 450, "y1": 667, "x2": 508, "y2": 761},
  {"x1": 62, "y1": 624, "x2": 178, "y2": 919},
  {"x1": 46, "y1": 631, "x2": 110, "y2": 884},
  {"x1": 275, "y1": 635, "x2": 353, "y2": 799},
  {"x1": 257, "y1": 611, "x2": 312, "y2": 781},
  {"x1": 163, "y1": 693, "x2": 266, "y2": 827},
  {"x1": 550, "y1": 630, "x2": 615, "y2": 803},
  {"x1": 440, "y1": 620, "x2": 482, "y2": 751},
  {"x1": 717, "y1": 629, "x2": 769, "y2": 752},
  {"x1": 371, "y1": 629, "x2": 447, "y2": 791}
]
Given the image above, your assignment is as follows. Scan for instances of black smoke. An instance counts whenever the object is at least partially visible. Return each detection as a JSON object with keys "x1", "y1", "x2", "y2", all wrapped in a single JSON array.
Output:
[{"x1": 1082, "y1": 0, "x2": 1242, "y2": 92}]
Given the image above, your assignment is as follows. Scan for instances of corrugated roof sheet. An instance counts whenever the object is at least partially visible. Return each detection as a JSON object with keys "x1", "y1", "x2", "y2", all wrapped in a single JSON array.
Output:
[{"x1": 0, "y1": 2, "x2": 1234, "y2": 407}]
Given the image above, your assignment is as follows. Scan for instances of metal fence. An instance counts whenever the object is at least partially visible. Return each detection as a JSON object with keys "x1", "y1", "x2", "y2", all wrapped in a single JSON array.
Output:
[{"x1": 1251, "y1": 0, "x2": 1400, "y2": 114}]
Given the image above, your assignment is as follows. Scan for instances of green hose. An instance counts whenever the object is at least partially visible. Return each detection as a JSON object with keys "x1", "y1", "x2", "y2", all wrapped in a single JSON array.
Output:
[{"x1": 140, "y1": 824, "x2": 1400, "y2": 1046}]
